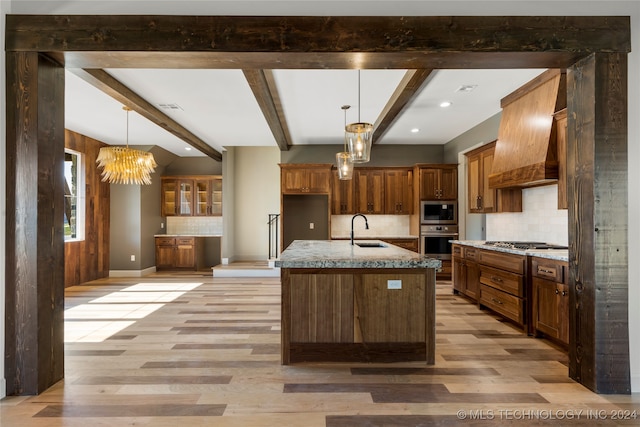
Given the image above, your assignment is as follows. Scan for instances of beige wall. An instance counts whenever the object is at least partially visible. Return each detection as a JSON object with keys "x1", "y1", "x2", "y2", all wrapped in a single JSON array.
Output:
[{"x1": 233, "y1": 146, "x2": 281, "y2": 261}]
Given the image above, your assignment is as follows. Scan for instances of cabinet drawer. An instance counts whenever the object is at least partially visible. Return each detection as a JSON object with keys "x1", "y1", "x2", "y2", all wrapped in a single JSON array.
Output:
[
  {"x1": 156, "y1": 237, "x2": 176, "y2": 246},
  {"x1": 176, "y1": 237, "x2": 195, "y2": 245},
  {"x1": 479, "y1": 250, "x2": 525, "y2": 274},
  {"x1": 479, "y1": 265, "x2": 523, "y2": 297},
  {"x1": 464, "y1": 247, "x2": 478, "y2": 261},
  {"x1": 480, "y1": 284, "x2": 524, "y2": 325},
  {"x1": 452, "y1": 245, "x2": 463, "y2": 258},
  {"x1": 532, "y1": 259, "x2": 566, "y2": 283}
]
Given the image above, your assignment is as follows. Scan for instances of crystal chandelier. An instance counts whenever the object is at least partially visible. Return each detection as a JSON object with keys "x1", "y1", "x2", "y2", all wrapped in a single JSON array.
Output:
[
  {"x1": 346, "y1": 70, "x2": 373, "y2": 163},
  {"x1": 96, "y1": 106, "x2": 157, "y2": 185},
  {"x1": 336, "y1": 105, "x2": 354, "y2": 180}
]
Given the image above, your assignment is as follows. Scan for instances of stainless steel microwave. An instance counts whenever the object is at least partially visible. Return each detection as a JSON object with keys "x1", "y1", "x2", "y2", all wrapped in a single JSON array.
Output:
[{"x1": 420, "y1": 201, "x2": 457, "y2": 224}]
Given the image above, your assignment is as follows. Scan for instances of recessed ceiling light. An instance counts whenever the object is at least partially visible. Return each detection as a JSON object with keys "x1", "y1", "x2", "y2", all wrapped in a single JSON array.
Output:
[
  {"x1": 456, "y1": 85, "x2": 477, "y2": 93},
  {"x1": 411, "y1": 128, "x2": 420, "y2": 133},
  {"x1": 185, "y1": 147, "x2": 192, "y2": 151},
  {"x1": 440, "y1": 101, "x2": 452, "y2": 108}
]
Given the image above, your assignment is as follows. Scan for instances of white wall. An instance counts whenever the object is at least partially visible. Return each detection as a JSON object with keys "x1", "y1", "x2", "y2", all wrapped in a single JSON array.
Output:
[
  {"x1": 486, "y1": 185, "x2": 568, "y2": 245},
  {"x1": 233, "y1": 147, "x2": 281, "y2": 261},
  {"x1": 2, "y1": 0, "x2": 639, "y2": 394}
]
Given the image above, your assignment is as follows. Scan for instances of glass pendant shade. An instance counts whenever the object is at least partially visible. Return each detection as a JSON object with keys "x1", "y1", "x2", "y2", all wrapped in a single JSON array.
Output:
[
  {"x1": 335, "y1": 151, "x2": 354, "y2": 180},
  {"x1": 346, "y1": 122, "x2": 373, "y2": 163}
]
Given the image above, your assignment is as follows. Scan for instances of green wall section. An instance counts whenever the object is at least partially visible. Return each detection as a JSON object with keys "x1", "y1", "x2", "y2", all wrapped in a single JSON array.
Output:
[{"x1": 281, "y1": 144, "x2": 444, "y2": 166}]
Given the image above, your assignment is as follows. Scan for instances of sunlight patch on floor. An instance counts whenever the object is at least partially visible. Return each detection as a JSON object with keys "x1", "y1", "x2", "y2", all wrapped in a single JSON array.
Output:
[{"x1": 64, "y1": 282, "x2": 203, "y2": 343}]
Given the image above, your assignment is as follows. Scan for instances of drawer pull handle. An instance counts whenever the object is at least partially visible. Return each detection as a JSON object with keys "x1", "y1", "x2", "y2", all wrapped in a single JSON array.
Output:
[
  {"x1": 491, "y1": 276, "x2": 503, "y2": 283},
  {"x1": 491, "y1": 298, "x2": 503, "y2": 305},
  {"x1": 540, "y1": 268, "x2": 554, "y2": 274}
]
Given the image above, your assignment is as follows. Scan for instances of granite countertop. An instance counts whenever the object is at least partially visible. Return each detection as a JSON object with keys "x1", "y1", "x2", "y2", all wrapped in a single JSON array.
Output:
[
  {"x1": 155, "y1": 234, "x2": 223, "y2": 237},
  {"x1": 331, "y1": 235, "x2": 419, "y2": 240},
  {"x1": 275, "y1": 239, "x2": 441, "y2": 269},
  {"x1": 451, "y1": 240, "x2": 569, "y2": 262}
]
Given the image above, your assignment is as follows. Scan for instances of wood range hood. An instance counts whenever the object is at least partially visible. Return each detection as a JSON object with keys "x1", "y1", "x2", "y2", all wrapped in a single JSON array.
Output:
[{"x1": 488, "y1": 69, "x2": 566, "y2": 189}]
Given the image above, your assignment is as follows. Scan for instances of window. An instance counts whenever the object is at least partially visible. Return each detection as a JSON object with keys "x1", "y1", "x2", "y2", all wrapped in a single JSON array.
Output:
[{"x1": 64, "y1": 149, "x2": 85, "y2": 241}]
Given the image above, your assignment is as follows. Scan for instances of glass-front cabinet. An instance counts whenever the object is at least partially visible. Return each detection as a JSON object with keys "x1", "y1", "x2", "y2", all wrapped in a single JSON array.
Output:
[{"x1": 162, "y1": 175, "x2": 222, "y2": 217}]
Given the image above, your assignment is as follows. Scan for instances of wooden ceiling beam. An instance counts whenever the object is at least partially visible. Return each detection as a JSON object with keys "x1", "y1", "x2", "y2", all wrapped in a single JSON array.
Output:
[
  {"x1": 372, "y1": 69, "x2": 436, "y2": 144},
  {"x1": 69, "y1": 68, "x2": 223, "y2": 161},
  {"x1": 243, "y1": 69, "x2": 291, "y2": 151}
]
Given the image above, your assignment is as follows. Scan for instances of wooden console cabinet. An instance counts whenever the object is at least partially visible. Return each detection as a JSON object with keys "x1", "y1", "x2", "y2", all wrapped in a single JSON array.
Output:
[{"x1": 155, "y1": 236, "x2": 205, "y2": 271}]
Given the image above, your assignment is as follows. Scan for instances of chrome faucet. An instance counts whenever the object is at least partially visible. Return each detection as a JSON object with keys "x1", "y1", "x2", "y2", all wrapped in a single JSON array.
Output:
[{"x1": 351, "y1": 213, "x2": 369, "y2": 245}]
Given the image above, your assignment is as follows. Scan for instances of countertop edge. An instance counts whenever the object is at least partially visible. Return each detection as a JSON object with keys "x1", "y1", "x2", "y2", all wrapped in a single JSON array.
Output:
[{"x1": 451, "y1": 240, "x2": 569, "y2": 262}]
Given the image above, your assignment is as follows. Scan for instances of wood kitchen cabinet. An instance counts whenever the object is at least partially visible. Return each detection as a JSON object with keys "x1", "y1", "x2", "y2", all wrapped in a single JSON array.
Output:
[
  {"x1": 452, "y1": 245, "x2": 480, "y2": 301},
  {"x1": 532, "y1": 257, "x2": 569, "y2": 345},
  {"x1": 155, "y1": 236, "x2": 205, "y2": 271},
  {"x1": 281, "y1": 164, "x2": 332, "y2": 194},
  {"x1": 466, "y1": 141, "x2": 522, "y2": 213},
  {"x1": 381, "y1": 238, "x2": 419, "y2": 253},
  {"x1": 384, "y1": 169, "x2": 413, "y2": 214},
  {"x1": 418, "y1": 165, "x2": 457, "y2": 200},
  {"x1": 478, "y1": 249, "x2": 527, "y2": 328},
  {"x1": 162, "y1": 175, "x2": 222, "y2": 217},
  {"x1": 554, "y1": 109, "x2": 568, "y2": 210},
  {"x1": 355, "y1": 169, "x2": 385, "y2": 214},
  {"x1": 331, "y1": 169, "x2": 355, "y2": 215}
]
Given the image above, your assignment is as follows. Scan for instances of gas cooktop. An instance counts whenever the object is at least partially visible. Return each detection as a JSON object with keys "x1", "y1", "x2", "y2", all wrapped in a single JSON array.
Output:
[{"x1": 484, "y1": 241, "x2": 568, "y2": 250}]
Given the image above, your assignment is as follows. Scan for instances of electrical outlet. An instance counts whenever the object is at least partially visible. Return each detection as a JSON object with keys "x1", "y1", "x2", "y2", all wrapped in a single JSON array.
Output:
[
  {"x1": 161, "y1": 223, "x2": 164, "y2": 229},
  {"x1": 387, "y1": 279, "x2": 402, "y2": 290},
  {"x1": 309, "y1": 222, "x2": 314, "y2": 229},
  {"x1": 130, "y1": 255, "x2": 135, "y2": 262}
]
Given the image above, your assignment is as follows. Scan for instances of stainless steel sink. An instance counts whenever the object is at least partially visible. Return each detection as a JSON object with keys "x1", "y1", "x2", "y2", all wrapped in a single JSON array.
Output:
[{"x1": 355, "y1": 242, "x2": 386, "y2": 248}]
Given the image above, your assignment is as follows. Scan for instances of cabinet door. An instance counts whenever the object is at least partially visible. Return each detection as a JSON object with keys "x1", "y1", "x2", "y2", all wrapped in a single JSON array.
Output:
[
  {"x1": 177, "y1": 180, "x2": 194, "y2": 215},
  {"x1": 439, "y1": 168, "x2": 457, "y2": 200},
  {"x1": 452, "y1": 257, "x2": 465, "y2": 293},
  {"x1": 156, "y1": 245, "x2": 175, "y2": 269},
  {"x1": 420, "y1": 168, "x2": 439, "y2": 200},
  {"x1": 384, "y1": 169, "x2": 412, "y2": 214},
  {"x1": 557, "y1": 283, "x2": 570, "y2": 344},
  {"x1": 161, "y1": 180, "x2": 178, "y2": 216},
  {"x1": 356, "y1": 170, "x2": 385, "y2": 214},
  {"x1": 282, "y1": 168, "x2": 306, "y2": 193},
  {"x1": 467, "y1": 155, "x2": 482, "y2": 212},
  {"x1": 464, "y1": 261, "x2": 480, "y2": 300},
  {"x1": 480, "y1": 150, "x2": 496, "y2": 212},
  {"x1": 194, "y1": 179, "x2": 210, "y2": 216},
  {"x1": 307, "y1": 168, "x2": 331, "y2": 193},
  {"x1": 533, "y1": 277, "x2": 561, "y2": 339},
  {"x1": 331, "y1": 170, "x2": 355, "y2": 215},
  {"x1": 175, "y1": 239, "x2": 195, "y2": 269},
  {"x1": 209, "y1": 177, "x2": 223, "y2": 216}
]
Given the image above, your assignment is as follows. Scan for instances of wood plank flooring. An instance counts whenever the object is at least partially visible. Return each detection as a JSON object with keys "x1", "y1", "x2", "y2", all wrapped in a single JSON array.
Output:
[{"x1": 1, "y1": 274, "x2": 638, "y2": 426}]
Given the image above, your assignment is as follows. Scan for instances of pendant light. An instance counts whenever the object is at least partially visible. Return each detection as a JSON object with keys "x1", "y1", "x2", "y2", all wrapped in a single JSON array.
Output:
[
  {"x1": 346, "y1": 70, "x2": 373, "y2": 163},
  {"x1": 96, "y1": 106, "x2": 157, "y2": 185},
  {"x1": 336, "y1": 105, "x2": 354, "y2": 180}
]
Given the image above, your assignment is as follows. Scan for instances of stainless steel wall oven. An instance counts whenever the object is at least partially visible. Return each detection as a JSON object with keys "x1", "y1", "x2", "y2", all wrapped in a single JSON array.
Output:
[{"x1": 420, "y1": 225, "x2": 458, "y2": 260}]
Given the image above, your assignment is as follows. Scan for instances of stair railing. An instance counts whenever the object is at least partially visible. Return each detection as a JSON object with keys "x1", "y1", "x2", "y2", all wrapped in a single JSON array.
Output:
[{"x1": 268, "y1": 214, "x2": 280, "y2": 260}]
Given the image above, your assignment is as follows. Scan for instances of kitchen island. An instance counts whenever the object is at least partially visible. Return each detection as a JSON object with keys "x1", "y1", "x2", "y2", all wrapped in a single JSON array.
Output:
[{"x1": 275, "y1": 240, "x2": 441, "y2": 365}]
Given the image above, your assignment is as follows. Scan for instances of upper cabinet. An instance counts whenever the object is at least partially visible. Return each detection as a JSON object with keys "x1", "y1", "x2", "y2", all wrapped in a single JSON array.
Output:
[
  {"x1": 355, "y1": 169, "x2": 386, "y2": 214},
  {"x1": 384, "y1": 169, "x2": 413, "y2": 214},
  {"x1": 331, "y1": 169, "x2": 355, "y2": 215},
  {"x1": 162, "y1": 175, "x2": 222, "y2": 217},
  {"x1": 554, "y1": 108, "x2": 568, "y2": 210},
  {"x1": 280, "y1": 164, "x2": 332, "y2": 194},
  {"x1": 466, "y1": 142, "x2": 522, "y2": 214},
  {"x1": 419, "y1": 165, "x2": 457, "y2": 200}
]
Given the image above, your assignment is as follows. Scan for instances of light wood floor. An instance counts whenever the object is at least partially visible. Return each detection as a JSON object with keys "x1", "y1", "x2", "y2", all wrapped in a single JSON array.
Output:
[{"x1": 1, "y1": 273, "x2": 638, "y2": 426}]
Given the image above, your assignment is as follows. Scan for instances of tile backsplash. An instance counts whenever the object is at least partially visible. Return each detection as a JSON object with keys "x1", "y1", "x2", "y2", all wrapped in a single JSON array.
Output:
[
  {"x1": 331, "y1": 215, "x2": 412, "y2": 238},
  {"x1": 166, "y1": 216, "x2": 223, "y2": 235},
  {"x1": 486, "y1": 184, "x2": 568, "y2": 245}
]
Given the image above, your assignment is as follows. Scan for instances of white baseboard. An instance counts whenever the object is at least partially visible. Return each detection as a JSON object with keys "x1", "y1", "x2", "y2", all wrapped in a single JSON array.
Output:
[
  {"x1": 109, "y1": 266, "x2": 156, "y2": 277},
  {"x1": 632, "y1": 374, "x2": 640, "y2": 393},
  {"x1": 0, "y1": 378, "x2": 6, "y2": 399}
]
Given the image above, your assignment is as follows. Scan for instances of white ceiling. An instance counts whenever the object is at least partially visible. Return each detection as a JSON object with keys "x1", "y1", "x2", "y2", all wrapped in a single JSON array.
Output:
[{"x1": 64, "y1": 67, "x2": 546, "y2": 158}]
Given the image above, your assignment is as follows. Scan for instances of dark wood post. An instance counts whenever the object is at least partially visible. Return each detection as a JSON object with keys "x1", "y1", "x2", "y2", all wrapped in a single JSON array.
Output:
[
  {"x1": 5, "y1": 52, "x2": 65, "y2": 395},
  {"x1": 567, "y1": 52, "x2": 630, "y2": 394}
]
